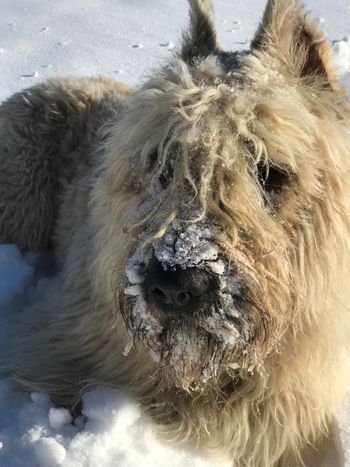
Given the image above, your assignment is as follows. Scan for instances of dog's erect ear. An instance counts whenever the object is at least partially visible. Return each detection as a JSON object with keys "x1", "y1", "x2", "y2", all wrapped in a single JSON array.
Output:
[
  {"x1": 252, "y1": 0, "x2": 337, "y2": 82},
  {"x1": 181, "y1": 0, "x2": 221, "y2": 62}
]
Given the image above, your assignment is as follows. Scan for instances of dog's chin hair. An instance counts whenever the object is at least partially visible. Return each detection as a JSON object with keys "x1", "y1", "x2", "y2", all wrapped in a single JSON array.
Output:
[{"x1": 119, "y1": 289, "x2": 267, "y2": 393}]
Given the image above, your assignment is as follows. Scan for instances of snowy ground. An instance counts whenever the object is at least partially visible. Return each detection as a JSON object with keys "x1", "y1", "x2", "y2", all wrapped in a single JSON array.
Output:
[
  {"x1": 0, "y1": 1, "x2": 349, "y2": 466},
  {"x1": 0, "y1": 0, "x2": 349, "y2": 101}
]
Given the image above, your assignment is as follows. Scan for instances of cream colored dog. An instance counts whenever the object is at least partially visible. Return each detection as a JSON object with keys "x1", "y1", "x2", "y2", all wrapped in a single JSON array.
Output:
[{"x1": 1, "y1": 1, "x2": 349, "y2": 465}]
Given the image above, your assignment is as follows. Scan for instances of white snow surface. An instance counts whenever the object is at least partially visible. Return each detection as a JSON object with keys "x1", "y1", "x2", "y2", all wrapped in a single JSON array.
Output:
[
  {"x1": 0, "y1": 1, "x2": 350, "y2": 466},
  {"x1": 0, "y1": 0, "x2": 349, "y2": 102},
  {"x1": 0, "y1": 371, "x2": 218, "y2": 467},
  {"x1": 334, "y1": 37, "x2": 350, "y2": 75}
]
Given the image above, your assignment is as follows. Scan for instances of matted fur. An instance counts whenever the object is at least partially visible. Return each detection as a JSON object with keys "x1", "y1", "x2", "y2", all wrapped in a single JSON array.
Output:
[{"x1": 1, "y1": 1, "x2": 350, "y2": 466}]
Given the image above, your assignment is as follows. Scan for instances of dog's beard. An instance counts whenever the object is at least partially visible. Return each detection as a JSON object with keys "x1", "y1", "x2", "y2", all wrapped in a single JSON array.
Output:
[
  {"x1": 120, "y1": 219, "x2": 270, "y2": 392},
  {"x1": 120, "y1": 287, "x2": 264, "y2": 391}
]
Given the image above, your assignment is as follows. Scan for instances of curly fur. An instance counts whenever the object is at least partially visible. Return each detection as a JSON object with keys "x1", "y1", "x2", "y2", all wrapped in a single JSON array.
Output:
[{"x1": 1, "y1": 1, "x2": 350, "y2": 466}]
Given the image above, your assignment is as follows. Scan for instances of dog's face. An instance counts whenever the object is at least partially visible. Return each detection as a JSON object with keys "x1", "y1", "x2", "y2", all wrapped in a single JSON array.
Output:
[{"x1": 104, "y1": 0, "x2": 350, "y2": 393}]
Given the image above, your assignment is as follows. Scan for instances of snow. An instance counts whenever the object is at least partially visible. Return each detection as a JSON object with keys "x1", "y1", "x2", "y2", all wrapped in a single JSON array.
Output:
[
  {"x1": 0, "y1": 245, "x2": 33, "y2": 301},
  {"x1": 0, "y1": 0, "x2": 350, "y2": 466},
  {"x1": 48, "y1": 408, "x2": 73, "y2": 431},
  {"x1": 338, "y1": 392, "x2": 350, "y2": 465},
  {"x1": 0, "y1": 348, "x2": 218, "y2": 467},
  {"x1": 35, "y1": 439, "x2": 66, "y2": 467},
  {"x1": 334, "y1": 37, "x2": 350, "y2": 75},
  {"x1": 0, "y1": 0, "x2": 349, "y2": 103},
  {"x1": 153, "y1": 221, "x2": 221, "y2": 270}
]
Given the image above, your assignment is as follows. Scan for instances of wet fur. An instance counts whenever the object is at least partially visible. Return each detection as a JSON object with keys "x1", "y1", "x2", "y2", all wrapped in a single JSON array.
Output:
[{"x1": 1, "y1": 1, "x2": 350, "y2": 466}]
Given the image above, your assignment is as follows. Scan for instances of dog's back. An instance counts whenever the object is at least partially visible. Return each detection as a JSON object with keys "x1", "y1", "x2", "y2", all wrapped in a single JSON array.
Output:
[{"x1": 0, "y1": 76, "x2": 132, "y2": 250}]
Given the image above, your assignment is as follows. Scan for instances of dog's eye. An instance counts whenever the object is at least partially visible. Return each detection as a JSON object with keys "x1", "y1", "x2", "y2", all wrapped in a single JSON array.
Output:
[
  {"x1": 148, "y1": 151, "x2": 158, "y2": 171},
  {"x1": 159, "y1": 164, "x2": 174, "y2": 189},
  {"x1": 146, "y1": 149, "x2": 175, "y2": 189},
  {"x1": 256, "y1": 162, "x2": 289, "y2": 194}
]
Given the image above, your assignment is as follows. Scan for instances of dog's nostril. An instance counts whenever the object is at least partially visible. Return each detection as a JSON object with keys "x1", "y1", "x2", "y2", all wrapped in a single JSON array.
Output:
[
  {"x1": 151, "y1": 287, "x2": 170, "y2": 305},
  {"x1": 150, "y1": 287, "x2": 194, "y2": 308},
  {"x1": 146, "y1": 258, "x2": 214, "y2": 312},
  {"x1": 176, "y1": 291, "x2": 193, "y2": 307},
  {"x1": 152, "y1": 287, "x2": 165, "y2": 299}
]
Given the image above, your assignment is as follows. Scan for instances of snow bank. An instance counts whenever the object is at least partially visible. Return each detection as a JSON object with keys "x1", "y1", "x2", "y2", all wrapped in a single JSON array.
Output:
[
  {"x1": 333, "y1": 38, "x2": 350, "y2": 77},
  {"x1": 0, "y1": 245, "x2": 33, "y2": 301},
  {"x1": 338, "y1": 393, "x2": 350, "y2": 466},
  {"x1": 0, "y1": 0, "x2": 349, "y2": 103},
  {"x1": 0, "y1": 379, "x2": 221, "y2": 467}
]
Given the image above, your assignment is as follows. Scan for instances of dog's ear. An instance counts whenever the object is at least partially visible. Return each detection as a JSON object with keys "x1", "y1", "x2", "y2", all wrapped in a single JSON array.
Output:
[
  {"x1": 251, "y1": 0, "x2": 337, "y2": 83},
  {"x1": 181, "y1": 0, "x2": 221, "y2": 62}
]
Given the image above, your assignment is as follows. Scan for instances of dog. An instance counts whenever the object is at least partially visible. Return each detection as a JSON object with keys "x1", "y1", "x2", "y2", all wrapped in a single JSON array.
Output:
[{"x1": 1, "y1": 0, "x2": 350, "y2": 465}]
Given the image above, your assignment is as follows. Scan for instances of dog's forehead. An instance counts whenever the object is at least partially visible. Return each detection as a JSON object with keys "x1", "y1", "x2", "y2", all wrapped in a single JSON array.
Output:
[
  {"x1": 189, "y1": 49, "x2": 250, "y2": 87},
  {"x1": 215, "y1": 50, "x2": 248, "y2": 74}
]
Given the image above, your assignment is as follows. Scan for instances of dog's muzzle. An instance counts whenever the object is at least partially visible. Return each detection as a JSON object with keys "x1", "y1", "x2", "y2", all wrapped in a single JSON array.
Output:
[{"x1": 145, "y1": 257, "x2": 217, "y2": 312}]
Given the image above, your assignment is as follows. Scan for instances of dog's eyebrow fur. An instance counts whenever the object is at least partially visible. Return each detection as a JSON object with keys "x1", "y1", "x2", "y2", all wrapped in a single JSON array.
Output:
[{"x1": 181, "y1": 0, "x2": 222, "y2": 62}]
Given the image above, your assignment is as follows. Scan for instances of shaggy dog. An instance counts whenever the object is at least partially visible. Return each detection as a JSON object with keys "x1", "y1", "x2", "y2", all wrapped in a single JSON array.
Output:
[{"x1": 1, "y1": 0, "x2": 350, "y2": 465}]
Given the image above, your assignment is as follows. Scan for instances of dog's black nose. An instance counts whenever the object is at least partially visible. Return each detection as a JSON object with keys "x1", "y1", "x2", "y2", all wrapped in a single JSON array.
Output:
[{"x1": 146, "y1": 258, "x2": 212, "y2": 311}]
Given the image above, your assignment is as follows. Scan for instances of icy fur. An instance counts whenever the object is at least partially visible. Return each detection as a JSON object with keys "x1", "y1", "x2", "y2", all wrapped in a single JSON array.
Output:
[{"x1": 124, "y1": 219, "x2": 247, "y2": 374}]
